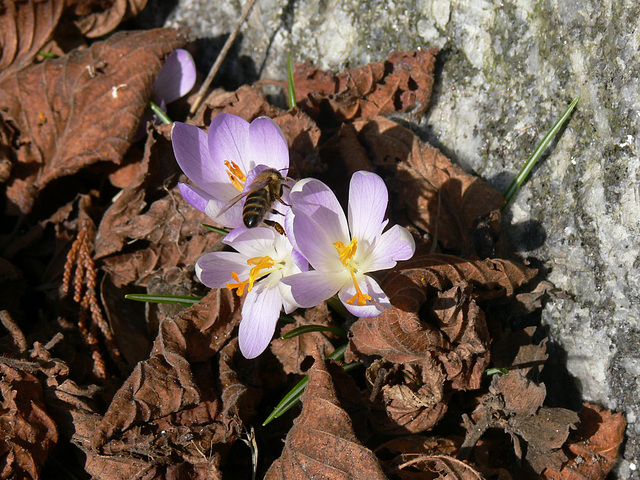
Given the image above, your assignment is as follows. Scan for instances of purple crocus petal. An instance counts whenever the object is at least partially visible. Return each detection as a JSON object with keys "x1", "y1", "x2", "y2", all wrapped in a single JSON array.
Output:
[
  {"x1": 223, "y1": 227, "x2": 277, "y2": 258},
  {"x1": 289, "y1": 179, "x2": 347, "y2": 233},
  {"x1": 224, "y1": 226, "x2": 249, "y2": 243},
  {"x1": 280, "y1": 270, "x2": 344, "y2": 308},
  {"x1": 239, "y1": 283, "x2": 283, "y2": 358},
  {"x1": 195, "y1": 251, "x2": 250, "y2": 288},
  {"x1": 348, "y1": 171, "x2": 388, "y2": 245},
  {"x1": 288, "y1": 178, "x2": 349, "y2": 269},
  {"x1": 289, "y1": 203, "x2": 348, "y2": 272},
  {"x1": 363, "y1": 225, "x2": 416, "y2": 272},
  {"x1": 338, "y1": 275, "x2": 390, "y2": 318},
  {"x1": 208, "y1": 113, "x2": 253, "y2": 174},
  {"x1": 153, "y1": 49, "x2": 197, "y2": 104},
  {"x1": 172, "y1": 122, "x2": 234, "y2": 197},
  {"x1": 290, "y1": 248, "x2": 309, "y2": 273},
  {"x1": 178, "y1": 182, "x2": 210, "y2": 213},
  {"x1": 248, "y1": 117, "x2": 289, "y2": 173}
]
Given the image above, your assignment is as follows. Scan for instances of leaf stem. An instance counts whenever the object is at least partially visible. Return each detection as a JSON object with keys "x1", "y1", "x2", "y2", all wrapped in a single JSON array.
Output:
[
  {"x1": 502, "y1": 96, "x2": 579, "y2": 208},
  {"x1": 149, "y1": 100, "x2": 172, "y2": 125}
]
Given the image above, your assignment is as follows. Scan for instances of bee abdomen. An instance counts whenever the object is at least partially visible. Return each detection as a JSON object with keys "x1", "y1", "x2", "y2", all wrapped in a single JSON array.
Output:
[{"x1": 243, "y1": 189, "x2": 272, "y2": 228}]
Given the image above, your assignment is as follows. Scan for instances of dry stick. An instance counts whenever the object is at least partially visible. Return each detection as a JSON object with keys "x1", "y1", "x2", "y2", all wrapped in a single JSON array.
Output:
[
  {"x1": 0, "y1": 310, "x2": 27, "y2": 354},
  {"x1": 189, "y1": 0, "x2": 259, "y2": 114}
]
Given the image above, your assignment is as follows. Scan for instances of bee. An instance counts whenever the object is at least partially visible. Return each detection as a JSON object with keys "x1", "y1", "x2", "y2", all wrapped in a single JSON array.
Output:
[{"x1": 221, "y1": 167, "x2": 288, "y2": 229}]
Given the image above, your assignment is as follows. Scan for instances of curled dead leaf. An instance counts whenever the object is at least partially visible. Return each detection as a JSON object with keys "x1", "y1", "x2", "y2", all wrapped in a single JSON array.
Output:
[
  {"x1": 542, "y1": 403, "x2": 626, "y2": 480},
  {"x1": 265, "y1": 357, "x2": 387, "y2": 480},
  {"x1": 292, "y1": 48, "x2": 439, "y2": 122},
  {"x1": 74, "y1": 0, "x2": 149, "y2": 38},
  {"x1": 366, "y1": 358, "x2": 449, "y2": 435},
  {"x1": 0, "y1": 362, "x2": 59, "y2": 479},
  {"x1": 0, "y1": 0, "x2": 65, "y2": 78}
]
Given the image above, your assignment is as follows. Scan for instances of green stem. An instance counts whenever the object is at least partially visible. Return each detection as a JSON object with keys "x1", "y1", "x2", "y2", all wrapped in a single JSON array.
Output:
[
  {"x1": 502, "y1": 96, "x2": 579, "y2": 207},
  {"x1": 149, "y1": 100, "x2": 173, "y2": 125}
]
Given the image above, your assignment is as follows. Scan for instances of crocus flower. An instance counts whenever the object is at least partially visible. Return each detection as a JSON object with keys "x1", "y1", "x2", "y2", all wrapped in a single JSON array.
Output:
[
  {"x1": 195, "y1": 227, "x2": 307, "y2": 358},
  {"x1": 172, "y1": 113, "x2": 290, "y2": 229},
  {"x1": 281, "y1": 171, "x2": 415, "y2": 317},
  {"x1": 136, "y1": 49, "x2": 197, "y2": 139},
  {"x1": 152, "y1": 49, "x2": 197, "y2": 107}
]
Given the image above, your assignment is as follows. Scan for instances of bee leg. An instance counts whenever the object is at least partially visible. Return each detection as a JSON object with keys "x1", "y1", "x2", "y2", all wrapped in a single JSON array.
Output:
[
  {"x1": 276, "y1": 197, "x2": 291, "y2": 207},
  {"x1": 264, "y1": 220, "x2": 285, "y2": 235},
  {"x1": 269, "y1": 207, "x2": 286, "y2": 216}
]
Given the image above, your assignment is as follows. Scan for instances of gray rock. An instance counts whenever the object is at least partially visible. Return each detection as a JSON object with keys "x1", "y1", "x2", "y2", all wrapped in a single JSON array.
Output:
[{"x1": 137, "y1": 0, "x2": 640, "y2": 474}]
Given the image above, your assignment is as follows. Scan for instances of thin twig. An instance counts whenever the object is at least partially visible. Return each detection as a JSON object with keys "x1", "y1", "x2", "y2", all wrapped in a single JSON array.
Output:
[
  {"x1": 0, "y1": 310, "x2": 27, "y2": 354},
  {"x1": 189, "y1": 0, "x2": 259, "y2": 114}
]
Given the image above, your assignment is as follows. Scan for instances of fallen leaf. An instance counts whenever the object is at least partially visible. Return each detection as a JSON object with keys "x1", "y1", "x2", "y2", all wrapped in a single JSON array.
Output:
[
  {"x1": 543, "y1": 403, "x2": 626, "y2": 480},
  {"x1": 348, "y1": 255, "x2": 535, "y2": 365},
  {"x1": 264, "y1": 357, "x2": 387, "y2": 480},
  {"x1": 79, "y1": 288, "x2": 241, "y2": 477},
  {"x1": 459, "y1": 328, "x2": 579, "y2": 474},
  {"x1": 0, "y1": 362, "x2": 59, "y2": 479},
  {"x1": 366, "y1": 358, "x2": 449, "y2": 435},
  {"x1": 1, "y1": 27, "x2": 189, "y2": 213},
  {"x1": 0, "y1": 0, "x2": 65, "y2": 78},
  {"x1": 292, "y1": 48, "x2": 439, "y2": 121},
  {"x1": 73, "y1": 0, "x2": 149, "y2": 38}
]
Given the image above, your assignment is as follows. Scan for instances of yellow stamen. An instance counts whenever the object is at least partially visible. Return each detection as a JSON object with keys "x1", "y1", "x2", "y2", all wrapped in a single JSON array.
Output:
[
  {"x1": 246, "y1": 255, "x2": 275, "y2": 290},
  {"x1": 224, "y1": 160, "x2": 246, "y2": 191},
  {"x1": 333, "y1": 237, "x2": 371, "y2": 306},
  {"x1": 226, "y1": 271, "x2": 249, "y2": 296}
]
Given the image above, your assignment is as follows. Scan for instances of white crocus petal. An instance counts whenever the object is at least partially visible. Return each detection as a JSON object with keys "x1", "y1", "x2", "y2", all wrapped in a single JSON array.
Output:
[
  {"x1": 338, "y1": 274, "x2": 390, "y2": 318},
  {"x1": 360, "y1": 224, "x2": 416, "y2": 272},
  {"x1": 195, "y1": 251, "x2": 250, "y2": 288},
  {"x1": 280, "y1": 270, "x2": 345, "y2": 308},
  {"x1": 223, "y1": 227, "x2": 279, "y2": 258},
  {"x1": 178, "y1": 182, "x2": 211, "y2": 214},
  {"x1": 239, "y1": 283, "x2": 283, "y2": 359},
  {"x1": 348, "y1": 171, "x2": 389, "y2": 246}
]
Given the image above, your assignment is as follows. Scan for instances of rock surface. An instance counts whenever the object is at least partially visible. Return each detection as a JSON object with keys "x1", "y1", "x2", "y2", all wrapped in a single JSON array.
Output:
[{"x1": 137, "y1": 0, "x2": 640, "y2": 474}]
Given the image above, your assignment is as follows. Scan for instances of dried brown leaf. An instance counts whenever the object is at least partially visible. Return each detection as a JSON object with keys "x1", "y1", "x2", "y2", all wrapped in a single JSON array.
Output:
[
  {"x1": 74, "y1": 0, "x2": 148, "y2": 38},
  {"x1": 0, "y1": 362, "x2": 59, "y2": 479},
  {"x1": 0, "y1": 0, "x2": 65, "y2": 78},
  {"x1": 542, "y1": 403, "x2": 626, "y2": 480},
  {"x1": 349, "y1": 254, "x2": 534, "y2": 368},
  {"x1": 190, "y1": 85, "x2": 281, "y2": 130},
  {"x1": 366, "y1": 358, "x2": 449, "y2": 434},
  {"x1": 461, "y1": 327, "x2": 578, "y2": 474},
  {"x1": 1, "y1": 28, "x2": 189, "y2": 213},
  {"x1": 80, "y1": 289, "x2": 241, "y2": 477},
  {"x1": 265, "y1": 357, "x2": 387, "y2": 480},
  {"x1": 292, "y1": 48, "x2": 438, "y2": 121}
]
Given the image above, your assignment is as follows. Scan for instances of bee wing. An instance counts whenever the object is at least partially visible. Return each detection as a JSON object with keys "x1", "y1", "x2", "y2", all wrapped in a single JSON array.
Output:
[{"x1": 217, "y1": 178, "x2": 272, "y2": 216}]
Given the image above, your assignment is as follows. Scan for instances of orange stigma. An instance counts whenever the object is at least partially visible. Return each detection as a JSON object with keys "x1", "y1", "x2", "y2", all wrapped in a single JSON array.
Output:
[
  {"x1": 226, "y1": 255, "x2": 276, "y2": 296},
  {"x1": 224, "y1": 160, "x2": 246, "y2": 191},
  {"x1": 333, "y1": 237, "x2": 371, "y2": 306},
  {"x1": 226, "y1": 271, "x2": 249, "y2": 296}
]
